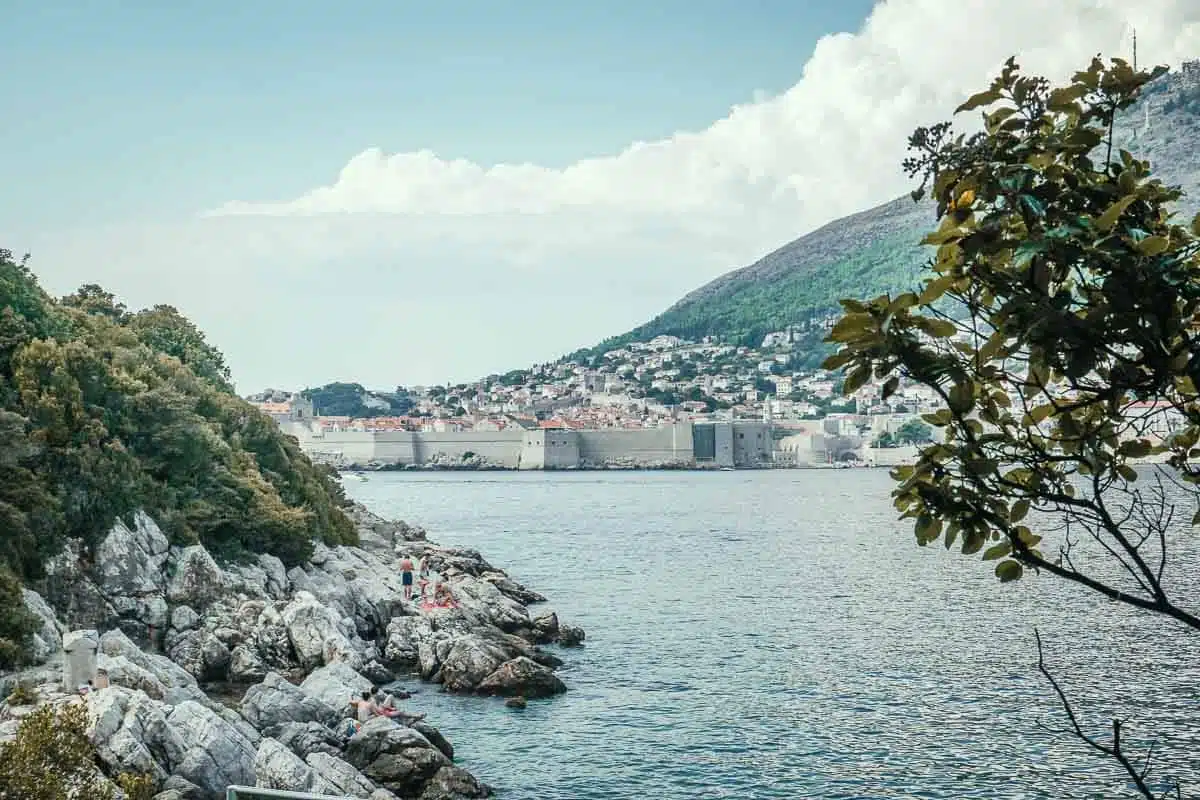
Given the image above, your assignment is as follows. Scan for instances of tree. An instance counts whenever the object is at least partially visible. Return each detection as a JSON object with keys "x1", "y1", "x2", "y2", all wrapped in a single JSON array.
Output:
[
  {"x1": 127, "y1": 304, "x2": 233, "y2": 391},
  {"x1": 892, "y1": 419, "x2": 932, "y2": 445},
  {"x1": 826, "y1": 56, "x2": 1197, "y2": 797}
]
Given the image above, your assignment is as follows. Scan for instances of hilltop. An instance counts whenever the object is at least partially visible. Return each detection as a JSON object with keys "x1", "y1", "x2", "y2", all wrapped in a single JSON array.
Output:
[{"x1": 583, "y1": 63, "x2": 1200, "y2": 359}]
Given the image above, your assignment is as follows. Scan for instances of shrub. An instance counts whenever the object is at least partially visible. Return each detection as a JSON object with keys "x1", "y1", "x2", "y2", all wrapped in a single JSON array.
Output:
[
  {"x1": 0, "y1": 567, "x2": 35, "y2": 670},
  {"x1": 4, "y1": 682, "x2": 36, "y2": 706},
  {"x1": 0, "y1": 703, "x2": 114, "y2": 800}
]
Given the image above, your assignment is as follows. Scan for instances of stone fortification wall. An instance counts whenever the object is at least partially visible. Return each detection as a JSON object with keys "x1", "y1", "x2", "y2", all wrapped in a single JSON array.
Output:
[
  {"x1": 287, "y1": 421, "x2": 785, "y2": 469},
  {"x1": 576, "y1": 423, "x2": 695, "y2": 467},
  {"x1": 409, "y1": 430, "x2": 526, "y2": 467},
  {"x1": 519, "y1": 429, "x2": 580, "y2": 470}
]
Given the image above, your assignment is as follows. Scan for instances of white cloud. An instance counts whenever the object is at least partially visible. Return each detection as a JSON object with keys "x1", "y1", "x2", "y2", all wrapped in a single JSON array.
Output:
[{"x1": 29, "y1": 0, "x2": 1200, "y2": 391}]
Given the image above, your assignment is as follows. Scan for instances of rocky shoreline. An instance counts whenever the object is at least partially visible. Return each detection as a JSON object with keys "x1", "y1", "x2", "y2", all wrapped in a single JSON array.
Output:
[{"x1": 0, "y1": 502, "x2": 584, "y2": 799}]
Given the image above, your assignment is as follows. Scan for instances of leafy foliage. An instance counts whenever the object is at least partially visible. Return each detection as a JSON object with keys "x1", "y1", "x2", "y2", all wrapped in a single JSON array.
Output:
[
  {"x1": 0, "y1": 250, "x2": 356, "y2": 639},
  {"x1": 301, "y1": 382, "x2": 410, "y2": 418},
  {"x1": 827, "y1": 56, "x2": 1198, "y2": 586},
  {"x1": 0, "y1": 703, "x2": 115, "y2": 800},
  {"x1": 579, "y1": 224, "x2": 929, "y2": 360},
  {"x1": 0, "y1": 567, "x2": 35, "y2": 669},
  {"x1": 826, "y1": 56, "x2": 1199, "y2": 795}
]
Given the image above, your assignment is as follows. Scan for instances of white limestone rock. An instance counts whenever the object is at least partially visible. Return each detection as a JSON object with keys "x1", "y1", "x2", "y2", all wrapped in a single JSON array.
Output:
[
  {"x1": 240, "y1": 672, "x2": 339, "y2": 732},
  {"x1": 21, "y1": 589, "x2": 64, "y2": 664},
  {"x1": 166, "y1": 546, "x2": 225, "y2": 609},
  {"x1": 298, "y1": 662, "x2": 372, "y2": 715}
]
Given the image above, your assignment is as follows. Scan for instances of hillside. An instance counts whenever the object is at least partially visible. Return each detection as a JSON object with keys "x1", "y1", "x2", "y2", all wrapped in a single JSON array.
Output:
[
  {"x1": 0, "y1": 251, "x2": 356, "y2": 664},
  {"x1": 588, "y1": 65, "x2": 1200, "y2": 357}
]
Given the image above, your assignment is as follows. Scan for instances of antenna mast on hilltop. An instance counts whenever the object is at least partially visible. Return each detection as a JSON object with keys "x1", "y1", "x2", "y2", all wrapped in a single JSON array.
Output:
[{"x1": 1132, "y1": 27, "x2": 1138, "y2": 71}]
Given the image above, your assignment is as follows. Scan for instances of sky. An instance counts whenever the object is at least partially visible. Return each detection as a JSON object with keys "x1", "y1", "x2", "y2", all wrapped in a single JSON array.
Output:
[{"x1": 3, "y1": 1, "x2": 1200, "y2": 393}]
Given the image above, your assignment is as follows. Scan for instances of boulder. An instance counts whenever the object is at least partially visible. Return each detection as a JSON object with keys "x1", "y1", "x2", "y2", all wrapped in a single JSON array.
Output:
[
  {"x1": 167, "y1": 629, "x2": 231, "y2": 683},
  {"x1": 436, "y1": 634, "x2": 521, "y2": 693},
  {"x1": 170, "y1": 605, "x2": 200, "y2": 633},
  {"x1": 477, "y1": 656, "x2": 566, "y2": 698},
  {"x1": 281, "y1": 594, "x2": 361, "y2": 670},
  {"x1": 166, "y1": 546, "x2": 225, "y2": 609},
  {"x1": 530, "y1": 611, "x2": 559, "y2": 643},
  {"x1": 240, "y1": 672, "x2": 339, "y2": 732},
  {"x1": 96, "y1": 654, "x2": 168, "y2": 700},
  {"x1": 94, "y1": 512, "x2": 170, "y2": 597},
  {"x1": 254, "y1": 737, "x2": 316, "y2": 791},
  {"x1": 482, "y1": 573, "x2": 546, "y2": 606},
  {"x1": 88, "y1": 686, "x2": 171, "y2": 783},
  {"x1": 229, "y1": 644, "x2": 268, "y2": 683},
  {"x1": 345, "y1": 718, "x2": 451, "y2": 798},
  {"x1": 557, "y1": 625, "x2": 586, "y2": 647},
  {"x1": 21, "y1": 589, "x2": 64, "y2": 664},
  {"x1": 273, "y1": 721, "x2": 346, "y2": 759},
  {"x1": 162, "y1": 700, "x2": 257, "y2": 796},
  {"x1": 298, "y1": 662, "x2": 372, "y2": 714},
  {"x1": 383, "y1": 616, "x2": 435, "y2": 669},
  {"x1": 99, "y1": 630, "x2": 202, "y2": 697},
  {"x1": 308, "y1": 751, "x2": 382, "y2": 797},
  {"x1": 421, "y1": 765, "x2": 491, "y2": 800}
]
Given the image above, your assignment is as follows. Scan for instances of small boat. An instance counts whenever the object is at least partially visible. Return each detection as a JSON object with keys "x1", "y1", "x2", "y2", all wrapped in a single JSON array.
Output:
[
  {"x1": 341, "y1": 472, "x2": 368, "y2": 482},
  {"x1": 720, "y1": 467, "x2": 735, "y2": 472}
]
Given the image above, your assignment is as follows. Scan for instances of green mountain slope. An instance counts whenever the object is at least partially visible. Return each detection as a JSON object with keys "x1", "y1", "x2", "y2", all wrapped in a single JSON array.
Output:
[{"x1": 591, "y1": 68, "x2": 1200, "y2": 357}]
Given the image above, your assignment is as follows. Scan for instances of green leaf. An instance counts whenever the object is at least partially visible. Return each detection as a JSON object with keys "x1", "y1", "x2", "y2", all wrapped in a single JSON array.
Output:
[
  {"x1": 948, "y1": 383, "x2": 974, "y2": 413},
  {"x1": 923, "y1": 409, "x2": 953, "y2": 427},
  {"x1": 961, "y1": 531, "x2": 985, "y2": 555},
  {"x1": 1095, "y1": 195, "x2": 1138, "y2": 232},
  {"x1": 841, "y1": 365, "x2": 871, "y2": 396},
  {"x1": 920, "y1": 319, "x2": 957, "y2": 339},
  {"x1": 821, "y1": 351, "x2": 853, "y2": 371},
  {"x1": 1117, "y1": 464, "x2": 1138, "y2": 482},
  {"x1": 1022, "y1": 404, "x2": 1055, "y2": 426},
  {"x1": 1046, "y1": 84, "x2": 1086, "y2": 109},
  {"x1": 914, "y1": 514, "x2": 943, "y2": 544},
  {"x1": 982, "y1": 541, "x2": 1011, "y2": 561},
  {"x1": 1136, "y1": 235, "x2": 1170, "y2": 256},
  {"x1": 1191, "y1": 213, "x2": 1200, "y2": 238},
  {"x1": 828, "y1": 313, "x2": 875, "y2": 343},
  {"x1": 994, "y1": 560, "x2": 1023, "y2": 582},
  {"x1": 881, "y1": 376, "x2": 899, "y2": 401},
  {"x1": 956, "y1": 87, "x2": 1003, "y2": 113},
  {"x1": 1118, "y1": 439, "x2": 1153, "y2": 459},
  {"x1": 1010, "y1": 499, "x2": 1030, "y2": 523},
  {"x1": 919, "y1": 275, "x2": 957, "y2": 305}
]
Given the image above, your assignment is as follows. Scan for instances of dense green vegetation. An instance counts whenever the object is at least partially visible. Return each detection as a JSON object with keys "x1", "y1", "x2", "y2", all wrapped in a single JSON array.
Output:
[
  {"x1": 0, "y1": 250, "x2": 356, "y2": 666},
  {"x1": 0, "y1": 702, "x2": 152, "y2": 799},
  {"x1": 576, "y1": 220, "x2": 930, "y2": 362},
  {"x1": 301, "y1": 382, "x2": 413, "y2": 418}
]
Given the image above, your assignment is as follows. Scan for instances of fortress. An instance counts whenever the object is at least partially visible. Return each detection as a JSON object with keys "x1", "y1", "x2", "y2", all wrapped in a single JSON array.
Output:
[{"x1": 275, "y1": 406, "x2": 774, "y2": 470}]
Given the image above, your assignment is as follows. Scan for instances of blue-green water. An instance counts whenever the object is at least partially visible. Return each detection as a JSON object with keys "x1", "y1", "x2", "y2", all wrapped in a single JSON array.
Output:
[{"x1": 347, "y1": 470, "x2": 1198, "y2": 799}]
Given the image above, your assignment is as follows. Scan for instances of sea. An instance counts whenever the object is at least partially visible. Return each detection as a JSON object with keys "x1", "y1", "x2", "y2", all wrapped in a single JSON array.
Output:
[{"x1": 345, "y1": 469, "x2": 1200, "y2": 800}]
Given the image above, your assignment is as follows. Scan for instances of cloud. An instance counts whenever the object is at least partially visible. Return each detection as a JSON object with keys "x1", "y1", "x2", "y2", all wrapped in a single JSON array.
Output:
[{"x1": 30, "y1": 0, "x2": 1200, "y2": 391}]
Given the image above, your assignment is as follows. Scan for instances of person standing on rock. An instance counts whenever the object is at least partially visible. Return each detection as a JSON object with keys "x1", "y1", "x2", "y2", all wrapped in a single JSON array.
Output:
[{"x1": 400, "y1": 555, "x2": 416, "y2": 600}]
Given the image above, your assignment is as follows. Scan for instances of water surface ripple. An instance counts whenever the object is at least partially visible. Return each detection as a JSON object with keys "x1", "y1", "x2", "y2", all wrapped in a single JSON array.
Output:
[{"x1": 349, "y1": 470, "x2": 1200, "y2": 799}]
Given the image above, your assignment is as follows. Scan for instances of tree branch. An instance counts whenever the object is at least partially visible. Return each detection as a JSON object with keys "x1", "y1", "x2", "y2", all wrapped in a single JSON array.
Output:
[{"x1": 1034, "y1": 629, "x2": 1178, "y2": 799}]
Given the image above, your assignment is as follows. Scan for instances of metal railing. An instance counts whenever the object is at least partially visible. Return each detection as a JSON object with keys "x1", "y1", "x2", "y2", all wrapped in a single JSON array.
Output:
[{"x1": 226, "y1": 788, "x2": 351, "y2": 800}]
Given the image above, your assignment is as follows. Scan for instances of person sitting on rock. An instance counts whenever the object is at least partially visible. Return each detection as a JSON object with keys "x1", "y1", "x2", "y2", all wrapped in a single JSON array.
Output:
[
  {"x1": 359, "y1": 688, "x2": 403, "y2": 721},
  {"x1": 400, "y1": 555, "x2": 416, "y2": 600},
  {"x1": 434, "y1": 581, "x2": 458, "y2": 608}
]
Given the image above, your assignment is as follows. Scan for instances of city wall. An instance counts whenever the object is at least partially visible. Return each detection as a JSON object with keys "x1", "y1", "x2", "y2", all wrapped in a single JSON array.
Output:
[
  {"x1": 286, "y1": 420, "x2": 777, "y2": 469},
  {"x1": 576, "y1": 423, "x2": 695, "y2": 467}
]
